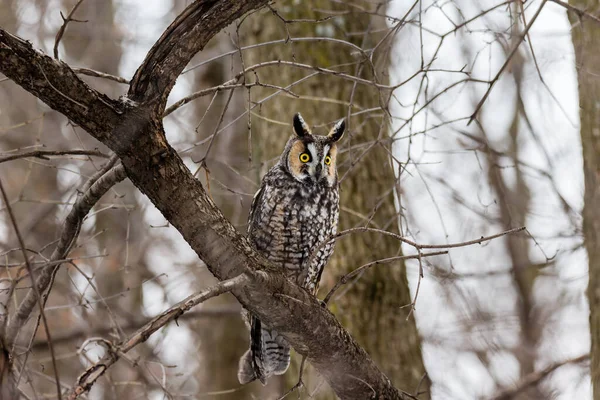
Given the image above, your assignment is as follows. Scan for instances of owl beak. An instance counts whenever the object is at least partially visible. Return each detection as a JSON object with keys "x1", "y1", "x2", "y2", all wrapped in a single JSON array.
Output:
[{"x1": 314, "y1": 164, "x2": 323, "y2": 180}]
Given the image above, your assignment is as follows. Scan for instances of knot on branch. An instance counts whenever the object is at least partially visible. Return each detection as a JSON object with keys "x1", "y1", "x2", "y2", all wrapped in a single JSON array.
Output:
[{"x1": 109, "y1": 104, "x2": 161, "y2": 158}]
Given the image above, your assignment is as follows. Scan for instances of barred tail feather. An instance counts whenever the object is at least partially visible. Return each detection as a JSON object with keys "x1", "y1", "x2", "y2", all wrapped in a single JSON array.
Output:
[
  {"x1": 237, "y1": 349, "x2": 257, "y2": 385},
  {"x1": 237, "y1": 316, "x2": 291, "y2": 385},
  {"x1": 260, "y1": 325, "x2": 291, "y2": 376}
]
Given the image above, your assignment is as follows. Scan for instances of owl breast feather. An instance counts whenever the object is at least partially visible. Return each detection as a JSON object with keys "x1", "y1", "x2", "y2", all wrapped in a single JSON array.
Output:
[{"x1": 248, "y1": 166, "x2": 339, "y2": 290}]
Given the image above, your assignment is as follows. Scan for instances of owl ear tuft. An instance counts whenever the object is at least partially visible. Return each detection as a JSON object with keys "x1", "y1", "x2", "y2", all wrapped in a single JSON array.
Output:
[
  {"x1": 327, "y1": 118, "x2": 345, "y2": 142},
  {"x1": 293, "y1": 113, "x2": 312, "y2": 138}
]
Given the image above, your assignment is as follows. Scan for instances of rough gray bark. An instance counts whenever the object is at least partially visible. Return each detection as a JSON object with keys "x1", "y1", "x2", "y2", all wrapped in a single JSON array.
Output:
[
  {"x1": 0, "y1": 1, "x2": 410, "y2": 398},
  {"x1": 568, "y1": 2, "x2": 600, "y2": 398}
]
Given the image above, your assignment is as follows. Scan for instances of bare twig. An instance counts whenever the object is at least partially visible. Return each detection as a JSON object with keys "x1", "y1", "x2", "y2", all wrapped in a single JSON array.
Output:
[
  {"x1": 492, "y1": 354, "x2": 589, "y2": 399},
  {"x1": 5, "y1": 157, "x2": 125, "y2": 346},
  {"x1": 0, "y1": 338, "x2": 16, "y2": 399},
  {"x1": 0, "y1": 178, "x2": 62, "y2": 400},
  {"x1": 549, "y1": 0, "x2": 600, "y2": 25},
  {"x1": 277, "y1": 356, "x2": 307, "y2": 400},
  {"x1": 36, "y1": 61, "x2": 89, "y2": 112},
  {"x1": 0, "y1": 149, "x2": 108, "y2": 164},
  {"x1": 199, "y1": 85, "x2": 236, "y2": 163},
  {"x1": 323, "y1": 251, "x2": 447, "y2": 305},
  {"x1": 66, "y1": 274, "x2": 248, "y2": 400},
  {"x1": 308, "y1": 226, "x2": 526, "y2": 274},
  {"x1": 31, "y1": 306, "x2": 240, "y2": 351},
  {"x1": 163, "y1": 79, "x2": 239, "y2": 116},
  {"x1": 54, "y1": 0, "x2": 88, "y2": 59},
  {"x1": 182, "y1": 36, "x2": 370, "y2": 75},
  {"x1": 72, "y1": 67, "x2": 129, "y2": 84},
  {"x1": 468, "y1": 0, "x2": 548, "y2": 125}
]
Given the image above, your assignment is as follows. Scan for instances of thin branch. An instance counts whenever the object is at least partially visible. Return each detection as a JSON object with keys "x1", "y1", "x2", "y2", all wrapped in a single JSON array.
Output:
[
  {"x1": 66, "y1": 274, "x2": 248, "y2": 400},
  {"x1": 277, "y1": 357, "x2": 307, "y2": 400},
  {"x1": 128, "y1": 0, "x2": 269, "y2": 108},
  {"x1": 241, "y1": 60, "x2": 386, "y2": 89},
  {"x1": 0, "y1": 338, "x2": 16, "y2": 399},
  {"x1": 182, "y1": 36, "x2": 370, "y2": 76},
  {"x1": 163, "y1": 79, "x2": 299, "y2": 117},
  {"x1": 0, "y1": 179, "x2": 62, "y2": 400},
  {"x1": 0, "y1": 149, "x2": 108, "y2": 164},
  {"x1": 54, "y1": 0, "x2": 87, "y2": 59},
  {"x1": 417, "y1": 226, "x2": 527, "y2": 249},
  {"x1": 5, "y1": 157, "x2": 125, "y2": 347},
  {"x1": 0, "y1": 29, "x2": 123, "y2": 138},
  {"x1": 323, "y1": 251, "x2": 448, "y2": 305},
  {"x1": 468, "y1": 0, "x2": 548, "y2": 125},
  {"x1": 307, "y1": 226, "x2": 526, "y2": 273},
  {"x1": 31, "y1": 306, "x2": 240, "y2": 351},
  {"x1": 198, "y1": 85, "x2": 236, "y2": 163},
  {"x1": 163, "y1": 79, "x2": 238, "y2": 116},
  {"x1": 549, "y1": 0, "x2": 600, "y2": 25},
  {"x1": 492, "y1": 354, "x2": 589, "y2": 399},
  {"x1": 72, "y1": 67, "x2": 129, "y2": 84},
  {"x1": 35, "y1": 61, "x2": 89, "y2": 112}
]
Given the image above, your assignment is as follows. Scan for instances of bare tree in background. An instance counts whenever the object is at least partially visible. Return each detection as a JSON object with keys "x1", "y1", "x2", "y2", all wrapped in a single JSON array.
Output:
[
  {"x1": 390, "y1": 1, "x2": 592, "y2": 399},
  {"x1": 0, "y1": 1, "x2": 598, "y2": 399},
  {"x1": 569, "y1": 1, "x2": 600, "y2": 398}
]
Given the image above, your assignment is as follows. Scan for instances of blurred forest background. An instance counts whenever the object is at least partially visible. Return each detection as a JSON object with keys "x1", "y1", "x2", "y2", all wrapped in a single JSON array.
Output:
[{"x1": 0, "y1": 0, "x2": 598, "y2": 399}]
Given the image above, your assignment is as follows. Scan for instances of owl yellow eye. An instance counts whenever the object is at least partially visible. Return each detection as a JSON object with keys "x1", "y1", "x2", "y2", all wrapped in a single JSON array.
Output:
[
  {"x1": 299, "y1": 152, "x2": 311, "y2": 163},
  {"x1": 324, "y1": 155, "x2": 332, "y2": 165}
]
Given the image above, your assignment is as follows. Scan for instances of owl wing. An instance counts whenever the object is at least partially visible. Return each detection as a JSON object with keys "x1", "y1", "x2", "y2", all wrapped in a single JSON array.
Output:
[{"x1": 247, "y1": 184, "x2": 265, "y2": 235}]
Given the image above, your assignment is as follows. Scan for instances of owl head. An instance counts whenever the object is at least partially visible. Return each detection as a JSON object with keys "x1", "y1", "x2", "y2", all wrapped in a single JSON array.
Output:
[{"x1": 281, "y1": 113, "x2": 345, "y2": 187}]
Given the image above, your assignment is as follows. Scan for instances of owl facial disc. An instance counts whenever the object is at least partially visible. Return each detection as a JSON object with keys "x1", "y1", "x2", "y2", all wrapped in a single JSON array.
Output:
[{"x1": 285, "y1": 114, "x2": 345, "y2": 187}]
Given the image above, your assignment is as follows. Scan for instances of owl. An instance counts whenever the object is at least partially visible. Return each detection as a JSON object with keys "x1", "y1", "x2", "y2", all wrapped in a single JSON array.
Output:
[{"x1": 237, "y1": 113, "x2": 345, "y2": 385}]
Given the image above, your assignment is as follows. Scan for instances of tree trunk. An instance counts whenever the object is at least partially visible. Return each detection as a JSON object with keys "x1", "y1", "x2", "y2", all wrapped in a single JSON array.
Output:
[
  {"x1": 187, "y1": 29, "x2": 256, "y2": 400},
  {"x1": 242, "y1": 2, "x2": 428, "y2": 397},
  {"x1": 568, "y1": 2, "x2": 600, "y2": 398},
  {"x1": 481, "y1": 10, "x2": 544, "y2": 396}
]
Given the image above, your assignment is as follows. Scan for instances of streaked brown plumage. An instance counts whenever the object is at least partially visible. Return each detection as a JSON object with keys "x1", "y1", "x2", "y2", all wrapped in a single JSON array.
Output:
[{"x1": 238, "y1": 113, "x2": 345, "y2": 385}]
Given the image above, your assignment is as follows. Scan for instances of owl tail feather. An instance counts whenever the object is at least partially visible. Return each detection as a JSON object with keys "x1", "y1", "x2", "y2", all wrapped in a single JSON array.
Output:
[
  {"x1": 237, "y1": 316, "x2": 290, "y2": 385},
  {"x1": 237, "y1": 349, "x2": 259, "y2": 385}
]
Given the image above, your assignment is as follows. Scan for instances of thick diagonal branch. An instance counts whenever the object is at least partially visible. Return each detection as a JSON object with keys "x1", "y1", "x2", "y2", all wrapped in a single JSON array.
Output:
[
  {"x1": 0, "y1": 30, "x2": 122, "y2": 140},
  {"x1": 128, "y1": 0, "x2": 268, "y2": 109}
]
